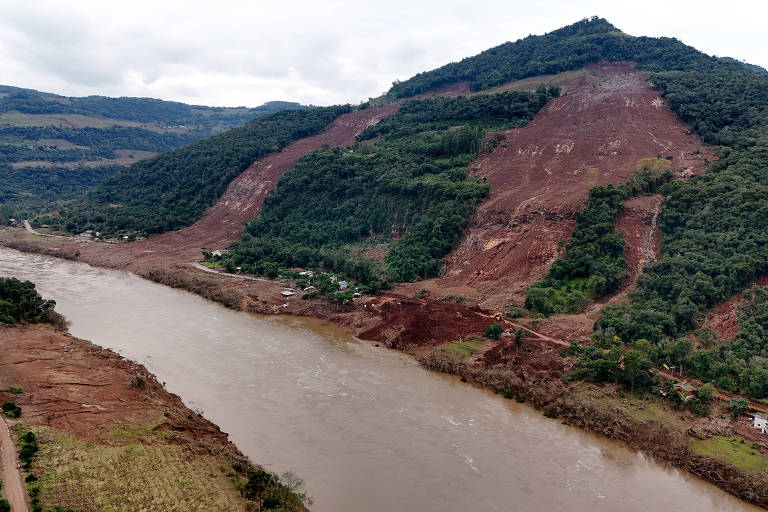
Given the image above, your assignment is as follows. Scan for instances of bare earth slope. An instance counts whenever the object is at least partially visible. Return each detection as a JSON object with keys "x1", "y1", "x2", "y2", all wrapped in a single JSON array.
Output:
[
  {"x1": 68, "y1": 105, "x2": 398, "y2": 272},
  {"x1": 396, "y1": 62, "x2": 712, "y2": 310}
]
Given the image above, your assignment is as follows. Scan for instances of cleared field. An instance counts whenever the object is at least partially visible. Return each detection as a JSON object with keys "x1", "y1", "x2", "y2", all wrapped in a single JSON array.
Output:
[
  {"x1": 481, "y1": 69, "x2": 589, "y2": 95},
  {"x1": 690, "y1": 436, "x2": 768, "y2": 472},
  {"x1": 0, "y1": 111, "x2": 145, "y2": 129},
  {"x1": 27, "y1": 425, "x2": 247, "y2": 512}
]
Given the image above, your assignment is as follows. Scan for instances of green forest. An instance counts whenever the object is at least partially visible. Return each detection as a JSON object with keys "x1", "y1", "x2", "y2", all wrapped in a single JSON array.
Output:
[
  {"x1": 387, "y1": 17, "x2": 763, "y2": 98},
  {"x1": 219, "y1": 90, "x2": 555, "y2": 286},
  {"x1": 385, "y1": 17, "x2": 768, "y2": 397},
  {"x1": 51, "y1": 106, "x2": 351, "y2": 236},
  {"x1": 525, "y1": 161, "x2": 672, "y2": 315},
  {"x1": 0, "y1": 277, "x2": 58, "y2": 326},
  {"x1": 0, "y1": 85, "x2": 306, "y2": 127}
]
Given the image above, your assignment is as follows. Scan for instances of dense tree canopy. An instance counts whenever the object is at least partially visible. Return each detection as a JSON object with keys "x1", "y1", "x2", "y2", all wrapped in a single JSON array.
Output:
[
  {"x1": 387, "y1": 17, "x2": 764, "y2": 98},
  {"x1": 0, "y1": 277, "x2": 57, "y2": 326}
]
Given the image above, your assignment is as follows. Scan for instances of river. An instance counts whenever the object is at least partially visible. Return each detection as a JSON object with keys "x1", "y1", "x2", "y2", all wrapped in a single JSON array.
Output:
[{"x1": 0, "y1": 248, "x2": 760, "y2": 512}]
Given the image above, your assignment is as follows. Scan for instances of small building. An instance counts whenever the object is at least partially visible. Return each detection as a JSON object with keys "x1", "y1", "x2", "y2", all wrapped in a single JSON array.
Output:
[
  {"x1": 755, "y1": 414, "x2": 767, "y2": 434},
  {"x1": 338, "y1": 280, "x2": 348, "y2": 290},
  {"x1": 298, "y1": 270, "x2": 314, "y2": 278},
  {"x1": 673, "y1": 381, "x2": 696, "y2": 394},
  {"x1": 212, "y1": 249, "x2": 229, "y2": 257}
]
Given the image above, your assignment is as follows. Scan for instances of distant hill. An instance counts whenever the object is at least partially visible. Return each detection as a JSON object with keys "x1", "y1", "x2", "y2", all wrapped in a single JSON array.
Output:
[{"x1": 0, "y1": 85, "x2": 308, "y2": 216}]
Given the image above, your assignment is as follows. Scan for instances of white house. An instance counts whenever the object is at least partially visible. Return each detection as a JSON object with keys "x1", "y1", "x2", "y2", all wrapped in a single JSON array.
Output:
[{"x1": 755, "y1": 414, "x2": 767, "y2": 434}]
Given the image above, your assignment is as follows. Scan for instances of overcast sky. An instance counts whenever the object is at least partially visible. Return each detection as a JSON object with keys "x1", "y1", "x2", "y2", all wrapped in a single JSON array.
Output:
[{"x1": 1, "y1": 0, "x2": 766, "y2": 107}]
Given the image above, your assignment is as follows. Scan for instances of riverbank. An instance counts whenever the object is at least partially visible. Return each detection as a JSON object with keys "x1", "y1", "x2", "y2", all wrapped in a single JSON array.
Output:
[
  {"x1": 0, "y1": 323, "x2": 282, "y2": 511},
  {"x1": 2, "y1": 230, "x2": 768, "y2": 509}
]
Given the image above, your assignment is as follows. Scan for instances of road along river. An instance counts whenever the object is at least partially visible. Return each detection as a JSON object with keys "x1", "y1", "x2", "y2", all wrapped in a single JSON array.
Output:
[{"x1": 0, "y1": 248, "x2": 760, "y2": 512}]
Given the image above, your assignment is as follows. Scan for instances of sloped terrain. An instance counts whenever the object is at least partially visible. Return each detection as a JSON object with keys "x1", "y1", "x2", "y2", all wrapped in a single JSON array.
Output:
[
  {"x1": 0, "y1": 84, "x2": 306, "y2": 217},
  {"x1": 395, "y1": 63, "x2": 712, "y2": 310},
  {"x1": 21, "y1": 105, "x2": 398, "y2": 273}
]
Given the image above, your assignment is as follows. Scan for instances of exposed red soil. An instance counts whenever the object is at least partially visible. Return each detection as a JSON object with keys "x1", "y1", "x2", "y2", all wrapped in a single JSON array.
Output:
[
  {"x1": 480, "y1": 337, "x2": 569, "y2": 376},
  {"x1": 44, "y1": 105, "x2": 398, "y2": 274},
  {"x1": 395, "y1": 62, "x2": 713, "y2": 311},
  {"x1": 580, "y1": 193, "x2": 664, "y2": 317},
  {"x1": 0, "y1": 325, "x2": 238, "y2": 448},
  {"x1": 614, "y1": 194, "x2": 663, "y2": 294},
  {"x1": 0, "y1": 62, "x2": 717, "y2": 356},
  {"x1": 354, "y1": 296, "x2": 491, "y2": 350},
  {"x1": 704, "y1": 274, "x2": 768, "y2": 339}
]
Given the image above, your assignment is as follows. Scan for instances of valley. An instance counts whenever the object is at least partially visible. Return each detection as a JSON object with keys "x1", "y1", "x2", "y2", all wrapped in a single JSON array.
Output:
[{"x1": 1, "y1": 15, "x2": 768, "y2": 511}]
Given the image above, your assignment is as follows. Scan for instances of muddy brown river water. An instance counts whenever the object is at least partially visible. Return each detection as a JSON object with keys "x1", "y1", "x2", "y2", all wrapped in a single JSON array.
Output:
[{"x1": 0, "y1": 248, "x2": 761, "y2": 512}]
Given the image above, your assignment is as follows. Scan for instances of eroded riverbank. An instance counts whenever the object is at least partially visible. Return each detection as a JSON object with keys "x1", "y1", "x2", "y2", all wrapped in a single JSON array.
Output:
[{"x1": 0, "y1": 247, "x2": 762, "y2": 512}]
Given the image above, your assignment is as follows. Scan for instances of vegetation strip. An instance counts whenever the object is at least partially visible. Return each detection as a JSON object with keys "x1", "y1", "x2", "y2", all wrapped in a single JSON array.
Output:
[{"x1": 525, "y1": 159, "x2": 672, "y2": 315}]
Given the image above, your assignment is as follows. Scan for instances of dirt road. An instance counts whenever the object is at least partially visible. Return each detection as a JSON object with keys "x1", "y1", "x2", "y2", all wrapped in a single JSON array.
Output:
[{"x1": 0, "y1": 416, "x2": 28, "y2": 512}]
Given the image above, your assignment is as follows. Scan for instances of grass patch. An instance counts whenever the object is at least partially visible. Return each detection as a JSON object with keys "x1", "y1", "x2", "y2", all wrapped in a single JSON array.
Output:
[
  {"x1": 26, "y1": 426, "x2": 247, "y2": 512},
  {"x1": 443, "y1": 340, "x2": 480, "y2": 358},
  {"x1": 111, "y1": 423, "x2": 170, "y2": 442},
  {"x1": 201, "y1": 261, "x2": 222, "y2": 269},
  {"x1": 690, "y1": 436, "x2": 768, "y2": 471}
]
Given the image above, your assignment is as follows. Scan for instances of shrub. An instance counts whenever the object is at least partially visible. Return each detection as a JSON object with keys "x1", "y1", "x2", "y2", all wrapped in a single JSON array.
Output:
[
  {"x1": 485, "y1": 323, "x2": 504, "y2": 340},
  {"x1": 2, "y1": 402, "x2": 20, "y2": 418},
  {"x1": 728, "y1": 398, "x2": 749, "y2": 419}
]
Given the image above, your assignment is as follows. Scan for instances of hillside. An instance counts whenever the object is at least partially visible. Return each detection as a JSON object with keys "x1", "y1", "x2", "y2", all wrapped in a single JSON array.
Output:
[
  {"x1": 5, "y1": 18, "x2": 768, "y2": 506},
  {"x1": 0, "y1": 85, "x2": 306, "y2": 218}
]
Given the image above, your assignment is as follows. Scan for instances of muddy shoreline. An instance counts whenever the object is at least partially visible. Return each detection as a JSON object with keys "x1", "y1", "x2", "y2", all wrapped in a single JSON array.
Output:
[
  {"x1": 0, "y1": 323, "x2": 269, "y2": 510},
  {"x1": 0, "y1": 325, "x2": 243, "y2": 450},
  {"x1": 3, "y1": 235, "x2": 767, "y2": 509}
]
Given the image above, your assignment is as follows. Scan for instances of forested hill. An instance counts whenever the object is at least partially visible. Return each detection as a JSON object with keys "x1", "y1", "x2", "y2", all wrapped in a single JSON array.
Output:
[
  {"x1": 0, "y1": 85, "x2": 307, "y2": 218},
  {"x1": 388, "y1": 17, "x2": 762, "y2": 99},
  {"x1": 0, "y1": 85, "x2": 306, "y2": 128},
  {"x1": 50, "y1": 105, "x2": 352, "y2": 235}
]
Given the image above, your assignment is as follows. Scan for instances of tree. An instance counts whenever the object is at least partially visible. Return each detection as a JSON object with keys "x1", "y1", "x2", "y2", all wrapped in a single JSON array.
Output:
[
  {"x1": 244, "y1": 470, "x2": 276, "y2": 510},
  {"x1": 696, "y1": 383, "x2": 715, "y2": 402},
  {"x1": 485, "y1": 323, "x2": 503, "y2": 340},
  {"x1": 728, "y1": 397, "x2": 749, "y2": 419},
  {"x1": 622, "y1": 350, "x2": 652, "y2": 392},
  {"x1": 513, "y1": 328, "x2": 524, "y2": 350},
  {"x1": 276, "y1": 471, "x2": 312, "y2": 511}
]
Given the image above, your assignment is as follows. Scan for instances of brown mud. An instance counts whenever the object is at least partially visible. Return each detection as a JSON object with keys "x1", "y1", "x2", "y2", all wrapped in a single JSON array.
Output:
[
  {"x1": 0, "y1": 325, "x2": 244, "y2": 452},
  {"x1": 704, "y1": 274, "x2": 768, "y2": 340}
]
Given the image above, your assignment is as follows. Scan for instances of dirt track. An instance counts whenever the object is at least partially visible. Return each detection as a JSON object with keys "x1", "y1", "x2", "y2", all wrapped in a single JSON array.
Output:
[
  {"x1": 395, "y1": 62, "x2": 712, "y2": 311},
  {"x1": 0, "y1": 416, "x2": 27, "y2": 512}
]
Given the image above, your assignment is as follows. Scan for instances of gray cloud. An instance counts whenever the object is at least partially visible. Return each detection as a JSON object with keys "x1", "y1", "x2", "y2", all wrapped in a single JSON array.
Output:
[{"x1": 0, "y1": 0, "x2": 765, "y2": 107}]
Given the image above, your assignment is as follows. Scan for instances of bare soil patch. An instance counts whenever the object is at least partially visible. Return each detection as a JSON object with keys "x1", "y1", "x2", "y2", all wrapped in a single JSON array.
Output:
[{"x1": 395, "y1": 62, "x2": 712, "y2": 311}]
